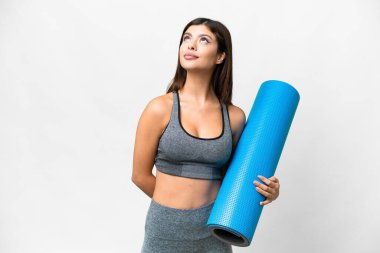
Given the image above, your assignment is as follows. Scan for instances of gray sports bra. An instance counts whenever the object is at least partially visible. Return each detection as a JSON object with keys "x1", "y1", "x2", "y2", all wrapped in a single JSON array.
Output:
[{"x1": 154, "y1": 90, "x2": 233, "y2": 180}]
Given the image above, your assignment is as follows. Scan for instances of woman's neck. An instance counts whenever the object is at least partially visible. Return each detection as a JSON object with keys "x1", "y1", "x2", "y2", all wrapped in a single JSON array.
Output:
[{"x1": 181, "y1": 71, "x2": 216, "y2": 105}]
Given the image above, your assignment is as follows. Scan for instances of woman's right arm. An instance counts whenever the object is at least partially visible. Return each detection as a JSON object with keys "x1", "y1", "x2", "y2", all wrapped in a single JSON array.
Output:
[{"x1": 131, "y1": 96, "x2": 168, "y2": 198}]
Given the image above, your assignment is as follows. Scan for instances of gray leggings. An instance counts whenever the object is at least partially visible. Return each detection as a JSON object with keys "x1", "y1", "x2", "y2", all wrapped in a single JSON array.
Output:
[{"x1": 141, "y1": 198, "x2": 233, "y2": 253}]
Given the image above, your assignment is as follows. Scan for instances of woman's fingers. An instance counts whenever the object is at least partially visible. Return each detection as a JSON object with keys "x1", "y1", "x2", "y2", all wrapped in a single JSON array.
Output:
[
  {"x1": 253, "y1": 175, "x2": 280, "y2": 205},
  {"x1": 253, "y1": 180, "x2": 275, "y2": 195},
  {"x1": 255, "y1": 185, "x2": 275, "y2": 198},
  {"x1": 258, "y1": 175, "x2": 276, "y2": 188},
  {"x1": 260, "y1": 199, "x2": 272, "y2": 206},
  {"x1": 269, "y1": 175, "x2": 279, "y2": 184},
  {"x1": 258, "y1": 175, "x2": 280, "y2": 193}
]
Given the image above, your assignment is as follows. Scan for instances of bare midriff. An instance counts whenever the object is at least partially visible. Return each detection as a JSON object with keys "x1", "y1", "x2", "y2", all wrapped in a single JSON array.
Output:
[{"x1": 152, "y1": 170, "x2": 221, "y2": 209}]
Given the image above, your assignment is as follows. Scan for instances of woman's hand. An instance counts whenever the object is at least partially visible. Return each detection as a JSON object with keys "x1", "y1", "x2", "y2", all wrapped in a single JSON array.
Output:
[{"x1": 253, "y1": 175, "x2": 280, "y2": 206}]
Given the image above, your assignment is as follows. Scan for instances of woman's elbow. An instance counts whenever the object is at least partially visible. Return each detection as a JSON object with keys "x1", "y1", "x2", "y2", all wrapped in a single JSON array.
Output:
[
  {"x1": 131, "y1": 173, "x2": 142, "y2": 185},
  {"x1": 131, "y1": 172, "x2": 152, "y2": 185}
]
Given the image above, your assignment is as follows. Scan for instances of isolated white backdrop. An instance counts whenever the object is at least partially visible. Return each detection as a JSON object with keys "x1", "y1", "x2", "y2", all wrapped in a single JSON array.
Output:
[{"x1": 0, "y1": 0, "x2": 379, "y2": 252}]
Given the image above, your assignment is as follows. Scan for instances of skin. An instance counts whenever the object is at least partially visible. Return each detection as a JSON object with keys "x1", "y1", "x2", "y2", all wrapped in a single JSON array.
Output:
[{"x1": 132, "y1": 24, "x2": 280, "y2": 209}]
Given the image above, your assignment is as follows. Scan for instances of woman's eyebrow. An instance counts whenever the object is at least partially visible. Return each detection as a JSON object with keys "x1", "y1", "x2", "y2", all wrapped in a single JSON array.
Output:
[{"x1": 183, "y1": 32, "x2": 213, "y2": 40}]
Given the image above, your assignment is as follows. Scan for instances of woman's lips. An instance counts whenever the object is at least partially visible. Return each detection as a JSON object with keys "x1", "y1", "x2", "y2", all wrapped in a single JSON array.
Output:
[{"x1": 184, "y1": 54, "x2": 199, "y2": 60}]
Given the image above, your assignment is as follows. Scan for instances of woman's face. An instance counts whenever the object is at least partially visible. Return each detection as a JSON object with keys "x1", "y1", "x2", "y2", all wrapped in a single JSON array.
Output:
[{"x1": 179, "y1": 24, "x2": 225, "y2": 73}]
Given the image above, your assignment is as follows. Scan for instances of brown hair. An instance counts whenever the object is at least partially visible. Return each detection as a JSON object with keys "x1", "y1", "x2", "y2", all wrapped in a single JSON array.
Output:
[{"x1": 166, "y1": 17, "x2": 233, "y2": 105}]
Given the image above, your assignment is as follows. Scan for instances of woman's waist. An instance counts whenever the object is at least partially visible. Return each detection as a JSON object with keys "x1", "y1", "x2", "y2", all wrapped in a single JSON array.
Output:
[{"x1": 153, "y1": 170, "x2": 221, "y2": 209}]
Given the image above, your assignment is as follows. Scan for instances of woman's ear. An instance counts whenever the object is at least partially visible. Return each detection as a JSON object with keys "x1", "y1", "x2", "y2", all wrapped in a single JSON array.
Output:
[{"x1": 216, "y1": 52, "x2": 226, "y2": 64}]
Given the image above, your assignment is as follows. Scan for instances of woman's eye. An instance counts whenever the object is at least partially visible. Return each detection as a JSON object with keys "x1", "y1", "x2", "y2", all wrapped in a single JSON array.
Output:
[
  {"x1": 182, "y1": 35, "x2": 209, "y2": 44},
  {"x1": 200, "y1": 37, "x2": 209, "y2": 44}
]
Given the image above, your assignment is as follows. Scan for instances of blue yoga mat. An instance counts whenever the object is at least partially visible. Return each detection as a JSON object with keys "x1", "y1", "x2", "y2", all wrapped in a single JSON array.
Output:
[{"x1": 207, "y1": 80, "x2": 300, "y2": 247}]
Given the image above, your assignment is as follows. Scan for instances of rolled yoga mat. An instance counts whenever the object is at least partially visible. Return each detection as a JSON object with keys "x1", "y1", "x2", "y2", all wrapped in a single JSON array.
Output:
[{"x1": 207, "y1": 80, "x2": 300, "y2": 247}]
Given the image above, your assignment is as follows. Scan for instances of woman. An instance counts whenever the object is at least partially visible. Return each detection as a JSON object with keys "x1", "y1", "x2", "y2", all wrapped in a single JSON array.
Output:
[{"x1": 132, "y1": 17, "x2": 280, "y2": 253}]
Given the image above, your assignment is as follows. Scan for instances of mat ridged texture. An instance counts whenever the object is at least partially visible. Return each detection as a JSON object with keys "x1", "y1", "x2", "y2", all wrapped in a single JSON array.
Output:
[{"x1": 207, "y1": 80, "x2": 300, "y2": 247}]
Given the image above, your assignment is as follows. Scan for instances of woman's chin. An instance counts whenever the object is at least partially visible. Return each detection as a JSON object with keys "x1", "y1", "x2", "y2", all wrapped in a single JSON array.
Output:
[{"x1": 181, "y1": 65, "x2": 212, "y2": 73}]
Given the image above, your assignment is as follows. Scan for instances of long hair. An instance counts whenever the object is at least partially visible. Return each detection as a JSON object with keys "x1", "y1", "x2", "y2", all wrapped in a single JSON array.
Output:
[{"x1": 166, "y1": 17, "x2": 233, "y2": 105}]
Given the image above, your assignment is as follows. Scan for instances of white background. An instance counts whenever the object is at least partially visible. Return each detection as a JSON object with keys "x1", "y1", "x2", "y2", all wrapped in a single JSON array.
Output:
[{"x1": 1, "y1": 0, "x2": 379, "y2": 252}]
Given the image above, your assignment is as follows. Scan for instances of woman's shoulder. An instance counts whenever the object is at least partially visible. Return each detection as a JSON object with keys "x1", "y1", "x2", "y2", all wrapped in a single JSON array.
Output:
[
  {"x1": 227, "y1": 104, "x2": 246, "y2": 124},
  {"x1": 141, "y1": 92, "x2": 173, "y2": 122},
  {"x1": 226, "y1": 104, "x2": 246, "y2": 136}
]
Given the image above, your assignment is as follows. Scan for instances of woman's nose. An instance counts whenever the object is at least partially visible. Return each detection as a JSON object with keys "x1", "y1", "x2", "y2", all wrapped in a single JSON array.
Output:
[{"x1": 187, "y1": 41, "x2": 196, "y2": 50}]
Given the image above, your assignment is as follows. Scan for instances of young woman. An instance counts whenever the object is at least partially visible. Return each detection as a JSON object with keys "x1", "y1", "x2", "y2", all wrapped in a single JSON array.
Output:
[{"x1": 132, "y1": 17, "x2": 280, "y2": 253}]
